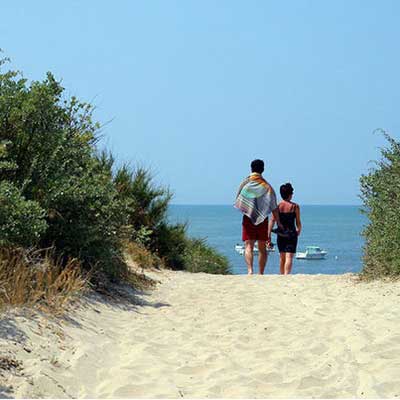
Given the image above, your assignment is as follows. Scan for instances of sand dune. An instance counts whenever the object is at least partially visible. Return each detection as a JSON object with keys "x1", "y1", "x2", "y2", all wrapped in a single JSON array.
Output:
[{"x1": 1, "y1": 270, "x2": 400, "y2": 398}]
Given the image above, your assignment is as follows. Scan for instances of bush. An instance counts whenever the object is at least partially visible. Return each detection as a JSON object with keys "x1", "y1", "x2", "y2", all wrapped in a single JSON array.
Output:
[
  {"x1": 0, "y1": 60, "x2": 129, "y2": 280},
  {"x1": 153, "y1": 221, "x2": 188, "y2": 270},
  {"x1": 183, "y1": 238, "x2": 231, "y2": 274},
  {"x1": 41, "y1": 158, "x2": 129, "y2": 280},
  {"x1": 360, "y1": 131, "x2": 400, "y2": 278},
  {"x1": 0, "y1": 55, "x2": 231, "y2": 291},
  {"x1": 114, "y1": 165, "x2": 188, "y2": 268},
  {"x1": 0, "y1": 182, "x2": 47, "y2": 247},
  {"x1": 114, "y1": 165, "x2": 231, "y2": 273},
  {"x1": 114, "y1": 165, "x2": 172, "y2": 243}
]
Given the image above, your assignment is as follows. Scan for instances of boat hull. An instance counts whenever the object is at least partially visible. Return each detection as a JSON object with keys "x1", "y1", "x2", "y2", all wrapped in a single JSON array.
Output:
[{"x1": 296, "y1": 251, "x2": 327, "y2": 260}]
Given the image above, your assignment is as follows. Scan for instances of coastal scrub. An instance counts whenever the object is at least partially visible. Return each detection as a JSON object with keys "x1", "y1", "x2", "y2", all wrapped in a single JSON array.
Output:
[
  {"x1": 360, "y1": 131, "x2": 400, "y2": 278},
  {"x1": 0, "y1": 55, "x2": 230, "y2": 308}
]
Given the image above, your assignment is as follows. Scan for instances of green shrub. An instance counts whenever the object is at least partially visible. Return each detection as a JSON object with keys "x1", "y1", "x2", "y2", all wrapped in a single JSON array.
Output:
[
  {"x1": 153, "y1": 221, "x2": 188, "y2": 270},
  {"x1": 0, "y1": 60, "x2": 129, "y2": 280},
  {"x1": 41, "y1": 161, "x2": 129, "y2": 279},
  {"x1": 0, "y1": 181, "x2": 47, "y2": 246},
  {"x1": 183, "y1": 238, "x2": 231, "y2": 274},
  {"x1": 114, "y1": 165, "x2": 172, "y2": 243},
  {"x1": 114, "y1": 165, "x2": 231, "y2": 273},
  {"x1": 0, "y1": 56, "x2": 230, "y2": 284},
  {"x1": 114, "y1": 165, "x2": 188, "y2": 268},
  {"x1": 360, "y1": 131, "x2": 400, "y2": 278}
]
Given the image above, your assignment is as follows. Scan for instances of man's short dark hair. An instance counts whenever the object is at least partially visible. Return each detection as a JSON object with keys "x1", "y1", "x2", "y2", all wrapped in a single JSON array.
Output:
[
  {"x1": 280, "y1": 183, "x2": 294, "y2": 200},
  {"x1": 251, "y1": 159, "x2": 264, "y2": 174}
]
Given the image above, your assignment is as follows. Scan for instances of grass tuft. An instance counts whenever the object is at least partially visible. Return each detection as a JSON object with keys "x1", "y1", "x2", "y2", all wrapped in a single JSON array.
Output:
[
  {"x1": 125, "y1": 241, "x2": 164, "y2": 272},
  {"x1": 0, "y1": 247, "x2": 87, "y2": 313}
]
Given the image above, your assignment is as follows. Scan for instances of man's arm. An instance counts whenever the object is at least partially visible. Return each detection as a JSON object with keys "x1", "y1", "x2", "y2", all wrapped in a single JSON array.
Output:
[
  {"x1": 267, "y1": 214, "x2": 275, "y2": 244},
  {"x1": 269, "y1": 187, "x2": 284, "y2": 230}
]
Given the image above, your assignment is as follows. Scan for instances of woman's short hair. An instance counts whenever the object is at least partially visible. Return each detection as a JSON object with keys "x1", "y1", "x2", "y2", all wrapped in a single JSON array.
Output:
[
  {"x1": 280, "y1": 183, "x2": 294, "y2": 200},
  {"x1": 251, "y1": 159, "x2": 264, "y2": 174}
]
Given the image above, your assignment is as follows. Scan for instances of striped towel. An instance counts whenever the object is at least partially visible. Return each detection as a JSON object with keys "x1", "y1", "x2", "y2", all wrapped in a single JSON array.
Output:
[{"x1": 235, "y1": 173, "x2": 278, "y2": 225}]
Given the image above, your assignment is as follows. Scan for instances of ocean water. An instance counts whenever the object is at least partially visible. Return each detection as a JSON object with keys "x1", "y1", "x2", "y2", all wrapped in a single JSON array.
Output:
[{"x1": 168, "y1": 205, "x2": 368, "y2": 275}]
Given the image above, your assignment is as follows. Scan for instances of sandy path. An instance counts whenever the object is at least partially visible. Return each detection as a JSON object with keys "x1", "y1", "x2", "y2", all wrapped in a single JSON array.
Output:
[{"x1": 3, "y1": 271, "x2": 400, "y2": 398}]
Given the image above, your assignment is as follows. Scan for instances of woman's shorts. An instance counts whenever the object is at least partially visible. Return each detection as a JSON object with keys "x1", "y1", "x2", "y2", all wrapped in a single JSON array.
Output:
[{"x1": 242, "y1": 215, "x2": 269, "y2": 241}]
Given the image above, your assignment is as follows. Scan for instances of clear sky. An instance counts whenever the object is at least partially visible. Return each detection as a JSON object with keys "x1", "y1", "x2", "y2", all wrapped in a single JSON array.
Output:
[{"x1": 2, "y1": 0, "x2": 399, "y2": 205}]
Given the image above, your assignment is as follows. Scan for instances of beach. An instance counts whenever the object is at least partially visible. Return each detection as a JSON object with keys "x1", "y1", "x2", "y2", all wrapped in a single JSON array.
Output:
[{"x1": 1, "y1": 270, "x2": 400, "y2": 398}]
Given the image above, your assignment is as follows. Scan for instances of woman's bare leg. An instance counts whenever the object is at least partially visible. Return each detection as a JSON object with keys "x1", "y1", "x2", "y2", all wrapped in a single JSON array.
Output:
[
  {"x1": 257, "y1": 240, "x2": 268, "y2": 275},
  {"x1": 284, "y1": 253, "x2": 295, "y2": 274},
  {"x1": 279, "y1": 253, "x2": 285, "y2": 274},
  {"x1": 244, "y1": 240, "x2": 255, "y2": 275}
]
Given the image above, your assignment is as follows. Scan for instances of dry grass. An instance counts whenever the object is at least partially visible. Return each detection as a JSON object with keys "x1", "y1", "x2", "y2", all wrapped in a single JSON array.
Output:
[
  {"x1": 0, "y1": 247, "x2": 87, "y2": 313},
  {"x1": 124, "y1": 241, "x2": 164, "y2": 272},
  {"x1": 121, "y1": 242, "x2": 162, "y2": 291},
  {"x1": 0, "y1": 243, "x2": 160, "y2": 314}
]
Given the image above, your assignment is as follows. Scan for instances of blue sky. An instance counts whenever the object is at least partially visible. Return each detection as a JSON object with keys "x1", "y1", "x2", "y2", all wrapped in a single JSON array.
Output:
[{"x1": 2, "y1": 0, "x2": 399, "y2": 205}]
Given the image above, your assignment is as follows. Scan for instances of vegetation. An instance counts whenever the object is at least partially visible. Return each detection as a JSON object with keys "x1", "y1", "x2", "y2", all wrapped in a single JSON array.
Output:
[
  {"x1": 125, "y1": 241, "x2": 163, "y2": 272},
  {"x1": 360, "y1": 131, "x2": 400, "y2": 278},
  {"x1": 0, "y1": 56, "x2": 230, "y2": 307},
  {"x1": 0, "y1": 247, "x2": 86, "y2": 312},
  {"x1": 183, "y1": 238, "x2": 230, "y2": 274}
]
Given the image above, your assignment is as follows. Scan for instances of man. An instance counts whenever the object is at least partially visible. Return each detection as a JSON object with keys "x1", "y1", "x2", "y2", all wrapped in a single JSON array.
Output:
[{"x1": 235, "y1": 159, "x2": 282, "y2": 275}]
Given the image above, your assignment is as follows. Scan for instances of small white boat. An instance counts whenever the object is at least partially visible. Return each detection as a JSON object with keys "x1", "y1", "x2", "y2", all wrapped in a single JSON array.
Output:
[
  {"x1": 296, "y1": 246, "x2": 327, "y2": 260},
  {"x1": 235, "y1": 243, "x2": 275, "y2": 256}
]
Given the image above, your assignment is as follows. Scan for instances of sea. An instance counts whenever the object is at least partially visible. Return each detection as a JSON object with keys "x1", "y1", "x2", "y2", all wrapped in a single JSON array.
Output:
[{"x1": 168, "y1": 205, "x2": 368, "y2": 275}]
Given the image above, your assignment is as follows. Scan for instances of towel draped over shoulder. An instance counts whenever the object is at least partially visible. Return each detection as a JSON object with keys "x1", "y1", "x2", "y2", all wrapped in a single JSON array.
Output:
[{"x1": 235, "y1": 173, "x2": 278, "y2": 225}]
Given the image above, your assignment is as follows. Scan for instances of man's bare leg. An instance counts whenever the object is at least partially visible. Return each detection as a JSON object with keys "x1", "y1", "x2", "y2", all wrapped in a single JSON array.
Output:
[
  {"x1": 284, "y1": 253, "x2": 294, "y2": 274},
  {"x1": 257, "y1": 240, "x2": 268, "y2": 275},
  {"x1": 244, "y1": 240, "x2": 255, "y2": 275},
  {"x1": 279, "y1": 253, "x2": 285, "y2": 274}
]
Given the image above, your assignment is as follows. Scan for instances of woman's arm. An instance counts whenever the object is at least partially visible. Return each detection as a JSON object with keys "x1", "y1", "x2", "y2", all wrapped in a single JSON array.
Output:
[{"x1": 295, "y1": 204, "x2": 302, "y2": 236}]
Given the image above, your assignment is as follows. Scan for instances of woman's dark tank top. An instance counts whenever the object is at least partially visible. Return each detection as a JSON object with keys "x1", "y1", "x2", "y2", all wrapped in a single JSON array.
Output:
[{"x1": 279, "y1": 203, "x2": 297, "y2": 232}]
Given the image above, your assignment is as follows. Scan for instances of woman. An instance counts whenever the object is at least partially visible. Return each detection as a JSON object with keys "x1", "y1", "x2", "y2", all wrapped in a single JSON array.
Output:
[{"x1": 268, "y1": 183, "x2": 302, "y2": 274}]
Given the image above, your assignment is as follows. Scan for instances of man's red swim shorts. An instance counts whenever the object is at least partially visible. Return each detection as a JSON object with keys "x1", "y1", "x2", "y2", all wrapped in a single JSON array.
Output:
[{"x1": 242, "y1": 215, "x2": 269, "y2": 241}]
